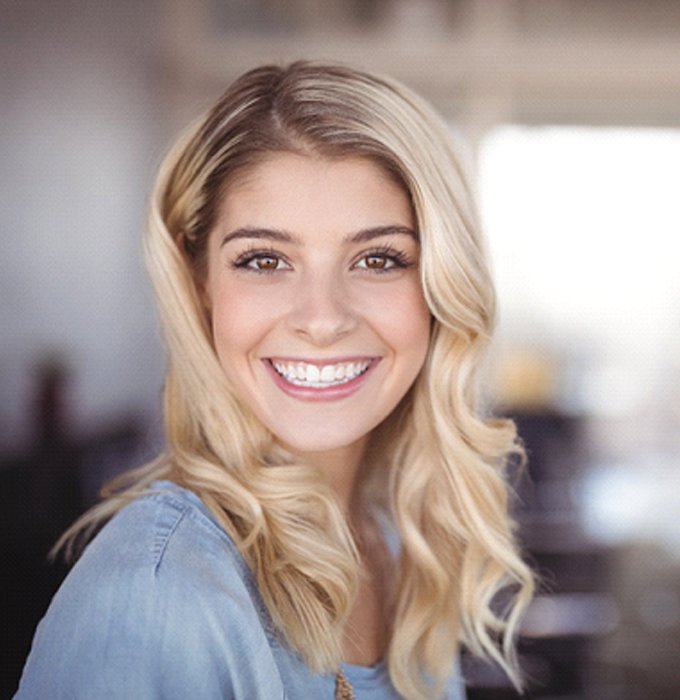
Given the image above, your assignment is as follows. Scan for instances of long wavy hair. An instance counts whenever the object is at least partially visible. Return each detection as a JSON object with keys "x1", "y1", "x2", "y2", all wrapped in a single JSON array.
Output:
[{"x1": 60, "y1": 62, "x2": 533, "y2": 700}]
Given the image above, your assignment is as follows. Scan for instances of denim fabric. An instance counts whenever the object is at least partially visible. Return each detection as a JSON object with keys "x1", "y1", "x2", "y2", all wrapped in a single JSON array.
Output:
[{"x1": 15, "y1": 481, "x2": 466, "y2": 699}]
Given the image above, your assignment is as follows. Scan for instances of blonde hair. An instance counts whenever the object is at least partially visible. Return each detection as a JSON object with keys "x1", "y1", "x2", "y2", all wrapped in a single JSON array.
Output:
[{"x1": 61, "y1": 62, "x2": 533, "y2": 699}]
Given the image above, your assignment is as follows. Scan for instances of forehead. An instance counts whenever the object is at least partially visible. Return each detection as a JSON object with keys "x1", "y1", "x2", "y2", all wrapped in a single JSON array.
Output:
[{"x1": 216, "y1": 153, "x2": 414, "y2": 233}]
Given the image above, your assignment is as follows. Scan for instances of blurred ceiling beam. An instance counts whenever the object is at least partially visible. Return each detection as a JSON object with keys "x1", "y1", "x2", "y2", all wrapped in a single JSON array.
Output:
[{"x1": 158, "y1": 0, "x2": 680, "y2": 136}]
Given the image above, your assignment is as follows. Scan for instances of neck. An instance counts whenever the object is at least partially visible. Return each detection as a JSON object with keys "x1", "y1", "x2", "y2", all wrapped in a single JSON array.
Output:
[
  {"x1": 283, "y1": 437, "x2": 368, "y2": 514},
  {"x1": 315, "y1": 441, "x2": 367, "y2": 514}
]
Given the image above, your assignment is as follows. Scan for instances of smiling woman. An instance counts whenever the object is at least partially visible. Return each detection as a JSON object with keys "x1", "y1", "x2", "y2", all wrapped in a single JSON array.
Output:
[
  {"x1": 206, "y1": 155, "x2": 430, "y2": 469},
  {"x1": 15, "y1": 63, "x2": 533, "y2": 700}
]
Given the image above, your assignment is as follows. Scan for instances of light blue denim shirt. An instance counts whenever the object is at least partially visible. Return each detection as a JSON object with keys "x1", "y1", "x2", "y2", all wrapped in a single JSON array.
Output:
[{"x1": 15, "y1": 481, "x2": 466, "y2": 699}]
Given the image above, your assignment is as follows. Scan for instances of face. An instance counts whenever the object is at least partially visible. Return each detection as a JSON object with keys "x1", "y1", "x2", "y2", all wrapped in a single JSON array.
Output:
[{"x1": 204, "y1": 153, "x2": 431, "y2": 463}]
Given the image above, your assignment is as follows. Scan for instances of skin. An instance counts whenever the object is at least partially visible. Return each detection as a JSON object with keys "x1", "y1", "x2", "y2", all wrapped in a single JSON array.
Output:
[{"x1": 203, "y1": 153, "x2": 432, "y2": 664}]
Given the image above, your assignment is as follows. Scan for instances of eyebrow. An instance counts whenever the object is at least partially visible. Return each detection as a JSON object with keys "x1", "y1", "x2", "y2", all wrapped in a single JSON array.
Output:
[
  {"x1": 220, "y1": 225, "x2": 418, "y2": 248},
  {"x1": 343, "y1": 225, "x2": 418, "y2": 244},
  {"x1": 220, "y1": 227, "x2": 300, "y2": 247}
]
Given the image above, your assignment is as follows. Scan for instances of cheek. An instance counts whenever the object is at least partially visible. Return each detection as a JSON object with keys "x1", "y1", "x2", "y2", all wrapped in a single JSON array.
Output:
[
  {"x1": 369, "y1": 282, "x2": 431, "y2": 356},
  {"x1": 210, "y1": 283, "x2": 256, "y2": 356},
  {"x1": 209, "y1": 281, "x2": 287, "y2": 360}
]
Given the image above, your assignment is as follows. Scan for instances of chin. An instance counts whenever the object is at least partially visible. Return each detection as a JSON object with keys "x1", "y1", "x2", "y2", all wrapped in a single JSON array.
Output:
[{"x1": 275, "y1": 432, "x2": 368, "y2": 460}]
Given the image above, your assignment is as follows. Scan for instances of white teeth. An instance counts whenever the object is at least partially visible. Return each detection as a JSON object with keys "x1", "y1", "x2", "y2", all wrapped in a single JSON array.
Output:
[
  {"x1": 271, "y1": 359, "x2": 372, "y2": 387},
  {"x1": 320, "y1": 365, "x2": 335, "y2": 382}
]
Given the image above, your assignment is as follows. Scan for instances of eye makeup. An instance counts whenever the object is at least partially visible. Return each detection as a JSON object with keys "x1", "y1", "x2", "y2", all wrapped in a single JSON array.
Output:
[
  {"x1": 230, "y1": 246, "x2": 291, "y2": 273},
  {"x1": 228, "y1": 240, "x2": 417, "y2": 276},
  {"x1": 352, "y1": 244, "x2": 415, "y2": 272}
]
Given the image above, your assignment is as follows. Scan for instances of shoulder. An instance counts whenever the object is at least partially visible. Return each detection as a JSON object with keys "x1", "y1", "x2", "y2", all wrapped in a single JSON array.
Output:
[
  {"x1": 84, "y1": 480, "x2": 251, "y2": 584},
  {"x1": 94, "y1": 479, "x2": 236, "y2": 562},
  {"x1": 15, "y1": 481, "x2": 283, "y2": 700},
  {"x1": 60, "y1": 480, "x2": 259, "y2": 618}
]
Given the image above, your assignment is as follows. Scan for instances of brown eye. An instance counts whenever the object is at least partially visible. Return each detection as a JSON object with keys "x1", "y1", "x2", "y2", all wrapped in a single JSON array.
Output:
[
  {"x1": 365, "y1": 255, "x2": 388, "y2": 269},
  {"x1": 254, "y1": 256, "x2": 279, "y2": 270},
  {"x1": 354, "y1": 246, "x2": 411, "y2": 272},
  {"x1": 232, "y1": 250, "x2": 291, "y2": 273},
  {"x1": 356, "y1": 253, "x2": 403, "y2": 271}
]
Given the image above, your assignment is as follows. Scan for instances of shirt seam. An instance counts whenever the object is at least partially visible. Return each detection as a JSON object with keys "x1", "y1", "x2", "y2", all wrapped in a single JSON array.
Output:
[
  {"x1": 140, "y1": 486, "x2": 324, "y2": 663},
  {"x1": 143, "y1": 488, "x2": 232, "y2": 544},
  {"x1": 141, "y1": 489, "x2": 254, "y2": 584},
  {"x1": 151, "y1": 501, "x2": 187, "y2": 574}
]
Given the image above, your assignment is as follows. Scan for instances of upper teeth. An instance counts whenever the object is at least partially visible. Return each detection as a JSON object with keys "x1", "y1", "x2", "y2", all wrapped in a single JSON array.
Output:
[{"x1": 271, "y1": 360, "x2": 371, "y2": 387}]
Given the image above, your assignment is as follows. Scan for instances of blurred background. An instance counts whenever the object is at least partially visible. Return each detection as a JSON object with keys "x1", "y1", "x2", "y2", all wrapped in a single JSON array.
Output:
[{"x1": 2, "y1": 1, "x2": 680, "y2": 698}]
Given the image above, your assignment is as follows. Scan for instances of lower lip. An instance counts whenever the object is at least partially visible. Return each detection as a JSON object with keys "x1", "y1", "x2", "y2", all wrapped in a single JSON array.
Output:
[{"x1": 263, "y1": 359, "x2": 379, "y2": 402}]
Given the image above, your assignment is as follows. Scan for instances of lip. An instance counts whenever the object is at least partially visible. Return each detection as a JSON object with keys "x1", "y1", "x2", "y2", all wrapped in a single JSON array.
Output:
[{"x1": 262, "y1": 357, "x2": 380, "y2": 402}]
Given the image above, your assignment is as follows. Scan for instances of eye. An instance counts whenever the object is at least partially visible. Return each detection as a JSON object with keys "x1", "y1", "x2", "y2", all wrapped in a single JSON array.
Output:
[
  {"x1": 353, "y1": 246, "x2": 413, "y2": 272},
  {"x1": 231, "y1": 249, "x2": 291, "y2": 273},
  {"x1": 358, "y1": 254, "x2": 395, "y2": 270},
  {"x1": 248, "y1": 255, "x2": 281, "y2": 271}
]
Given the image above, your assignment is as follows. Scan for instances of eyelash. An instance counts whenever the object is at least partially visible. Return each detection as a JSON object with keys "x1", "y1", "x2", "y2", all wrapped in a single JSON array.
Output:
[
  {"x1": 230, "y1": 245, "x2": 414, "y2": 275},
  {"x1": 354, "y1": 245, "x2": 413, "y2": 272},
  {"x1": 231, "y1": 247, "x2": 289, "y2": 274}
]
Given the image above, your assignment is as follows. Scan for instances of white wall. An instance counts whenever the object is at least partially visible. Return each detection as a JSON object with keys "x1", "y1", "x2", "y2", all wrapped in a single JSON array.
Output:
[{"x1": 0, "y1": 0, "x2": 165, "y2": 450}]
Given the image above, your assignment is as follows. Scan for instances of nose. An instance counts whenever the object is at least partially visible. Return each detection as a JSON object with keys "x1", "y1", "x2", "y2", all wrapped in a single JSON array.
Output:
[{"x1": 286, "y1": 270, "x2": 358, "y2": 346}]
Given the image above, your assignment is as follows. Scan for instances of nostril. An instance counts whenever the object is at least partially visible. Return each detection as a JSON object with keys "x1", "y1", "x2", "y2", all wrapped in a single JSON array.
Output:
[{"x1": 286, "y1": 294, "x2": 358, "y2": 344}]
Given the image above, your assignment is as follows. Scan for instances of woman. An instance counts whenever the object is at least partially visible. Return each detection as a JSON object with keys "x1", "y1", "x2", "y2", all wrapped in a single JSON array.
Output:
[{"x1": 15, "y1": 62, "x2": 533, "y2": 700}]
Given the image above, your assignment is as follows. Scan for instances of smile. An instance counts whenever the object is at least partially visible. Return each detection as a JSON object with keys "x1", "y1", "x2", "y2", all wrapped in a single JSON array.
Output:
[{"x1": 269, "y1": 359, "x2": 373, "y2": 388}]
